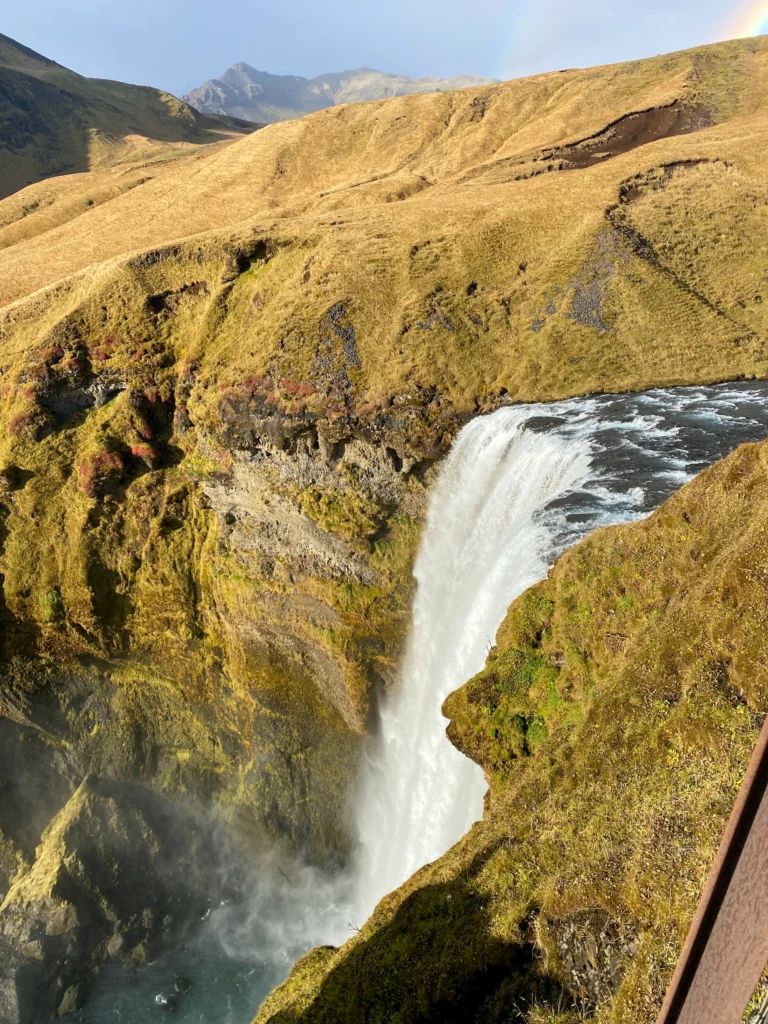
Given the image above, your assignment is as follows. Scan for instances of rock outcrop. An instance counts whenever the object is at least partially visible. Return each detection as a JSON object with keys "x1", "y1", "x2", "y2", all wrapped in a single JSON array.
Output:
[
  {"x1": 0, "y1": 777, "x2": 239, "y2": 1022},
  {"x1": 0, "y1": 241, "x2": 457, "y2": 1016}
]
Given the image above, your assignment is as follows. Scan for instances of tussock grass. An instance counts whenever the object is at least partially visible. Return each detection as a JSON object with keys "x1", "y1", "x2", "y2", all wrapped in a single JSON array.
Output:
[{"x1": 3, "y1": 37, "x2": 768, "y2": 415}]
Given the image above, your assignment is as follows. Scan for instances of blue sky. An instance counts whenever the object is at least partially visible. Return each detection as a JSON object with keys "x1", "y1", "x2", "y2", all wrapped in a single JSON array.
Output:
[{"x1": 3, "y1": 0, "x2": 748, "y2": 96}]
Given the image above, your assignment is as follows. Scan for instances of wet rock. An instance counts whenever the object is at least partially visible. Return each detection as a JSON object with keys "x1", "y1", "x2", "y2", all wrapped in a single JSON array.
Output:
[{"x1": 57, "y1": 985, "x2": 80, "y2": 1017}]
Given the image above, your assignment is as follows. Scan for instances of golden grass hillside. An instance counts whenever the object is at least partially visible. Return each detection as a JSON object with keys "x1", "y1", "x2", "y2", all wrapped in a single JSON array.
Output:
[
  {"x1": 2, "y1": 35, "x2": 768, "y2": 413},
  {"x1": 0, "y1": 33, "x2": 257, "y2": 201},
  {"x1": 2, "y1": 31, "x2": 768, "y2": 894},
  {"x1": 256, "y1": 435, "x2": 768, "y2": 1024}
]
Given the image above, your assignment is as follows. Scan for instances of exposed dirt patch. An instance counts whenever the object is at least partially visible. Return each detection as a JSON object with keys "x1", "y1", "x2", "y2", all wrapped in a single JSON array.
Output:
[
  {"x1": 538, "y1": 101, "x2": 714, "y2": 171},
  {"x1": 146, "y1": 280, "x2": 209, "y2": 318},
  {"x1": 568, "y1": 229, "x2": 629, "y2": 330},
  {"x1": 615, "y1": 158, "x2": 725, "y2": 206},
  {"x1": 234, "y1": 238, "x2": 273, "y2": 274},
  {"x1": 467, "y1": 96, "x2": 487, "y2": 124},
  {"x1": 529, "y1": 229, "x2": 627, "y2": 333}
]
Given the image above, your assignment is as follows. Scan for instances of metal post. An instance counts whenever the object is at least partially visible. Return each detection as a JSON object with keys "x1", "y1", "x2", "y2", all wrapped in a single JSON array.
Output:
[{"x1": 656, "y1": 714, "x2": 768, "y2": 1024}]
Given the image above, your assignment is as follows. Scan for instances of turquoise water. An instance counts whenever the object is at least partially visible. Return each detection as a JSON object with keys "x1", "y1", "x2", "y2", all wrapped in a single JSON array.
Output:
[
  {"x1": 75, "y1": 941, "x2": 280, "y2": 1023},
  {"x1": 75, "y1": 859, "x2": 353, "y2": 1023}
]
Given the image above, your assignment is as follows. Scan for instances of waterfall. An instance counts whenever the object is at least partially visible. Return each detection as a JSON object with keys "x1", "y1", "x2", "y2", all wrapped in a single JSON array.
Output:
[
  {"x1": 85, "y1": 382, "x2": 768, "y2": 1022},
  {"x1": 351, "y1": 381, "x2": 768, "y2": 923},
  {"x1": 352, "y1": 408, "x2": 593, "y2": 921}
]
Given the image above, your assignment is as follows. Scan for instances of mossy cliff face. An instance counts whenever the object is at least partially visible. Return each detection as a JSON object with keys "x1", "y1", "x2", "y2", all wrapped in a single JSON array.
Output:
[
  {"x1": 256, "y1": 437, "x2": 768, "y2": 1024},
  {"x1": 0, "y1": 242, "x2": 462, "y2": 1013},
  {"x1": 0, "y1": 262, "x2": 450, "y2": 862}
]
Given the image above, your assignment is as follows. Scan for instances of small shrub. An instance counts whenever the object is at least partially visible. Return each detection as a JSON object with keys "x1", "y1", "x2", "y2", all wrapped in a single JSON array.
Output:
[
  {"x1": 8, "y1": 412, "x2": 35, "y2": 438},
  {"x1": 40, "y1": 587, "x2": 64, "y2": 623},
  {"x1": 60, "y1": 357, "x2": 86, "y2": 374},
  {"x1": 242, "y1": 375, "x2": 269, "y2": 393},
  {"x1": 135, "y1": 420, "x2": 155, "y2": 441},
  {"x1": 130, "y1": 444, "x2": 160, "y2": 468},
  {"x1": 43, "y1": 345, "x2": 65, "y2": 364},
  {"x1": 279, "y1": 378, "x2": 315, "y2": 398},
  {"x1": 77, "y1": 448, "x2": 125, "y2": 498}
]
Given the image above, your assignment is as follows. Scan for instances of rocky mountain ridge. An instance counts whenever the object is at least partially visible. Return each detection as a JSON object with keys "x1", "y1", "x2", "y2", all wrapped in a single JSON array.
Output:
[{"x1": 183, "y1": 63, "x2": 499, "y2": 123}]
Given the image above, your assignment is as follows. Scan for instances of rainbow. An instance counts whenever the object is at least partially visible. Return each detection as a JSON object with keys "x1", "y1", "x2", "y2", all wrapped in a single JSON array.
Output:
[{"x1": 721, "y1": 0, "x2": 768, "y2": 39}]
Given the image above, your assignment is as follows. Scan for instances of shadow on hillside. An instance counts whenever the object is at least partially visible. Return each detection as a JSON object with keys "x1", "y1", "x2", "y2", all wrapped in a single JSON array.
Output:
[
  {"x1": 0, "y1": 719, "x2": 73, "y2": 886},
  {"x1": 268, "y1": 842, "x2": 570, "y2": 1024}
]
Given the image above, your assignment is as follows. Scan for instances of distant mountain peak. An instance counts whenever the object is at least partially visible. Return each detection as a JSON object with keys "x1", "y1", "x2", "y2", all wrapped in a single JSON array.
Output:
[{"x1": 184, "y1": 63, "x2": 499, "y2": 124}]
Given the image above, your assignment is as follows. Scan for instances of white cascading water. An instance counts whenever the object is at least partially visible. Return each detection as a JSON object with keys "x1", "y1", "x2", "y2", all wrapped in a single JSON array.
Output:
[{"x1": 353, "y1": 408, "x2": 593, "y2": 921}]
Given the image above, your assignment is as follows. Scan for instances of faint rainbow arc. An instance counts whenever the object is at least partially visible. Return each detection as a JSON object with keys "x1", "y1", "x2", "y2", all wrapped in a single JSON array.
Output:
[{"x1": 722, "y1": 0, "x2": 768, "y2": 39}]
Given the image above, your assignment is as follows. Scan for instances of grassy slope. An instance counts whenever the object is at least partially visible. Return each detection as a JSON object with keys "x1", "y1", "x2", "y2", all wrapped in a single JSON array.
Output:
[
  {"x1": 257, "y1": 437, "x2": 768, "y2": 1024},
  {"x1": 0, "y1": 33, "x2": 257, "y2": 201},
  {"x1": 0, "y1": 35, "x2": 768, "y2": 1014},
  {"x1": 2, "y1": 37, "x2": 768, "y2": 412}
]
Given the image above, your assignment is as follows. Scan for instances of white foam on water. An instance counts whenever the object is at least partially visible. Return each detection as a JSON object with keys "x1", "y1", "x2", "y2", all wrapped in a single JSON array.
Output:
[
  {"x1": 352, "y1": 408, "x2": 593, "y2": 921},
  {"x1": 350, "y1": 381, "x2": 768, "y2": 924}
]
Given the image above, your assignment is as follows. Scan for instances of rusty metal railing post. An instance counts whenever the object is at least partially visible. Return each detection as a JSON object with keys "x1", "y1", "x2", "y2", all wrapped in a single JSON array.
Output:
[{"x1": 656, "y1": 714, "x2": 768, "y2": 1024}]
